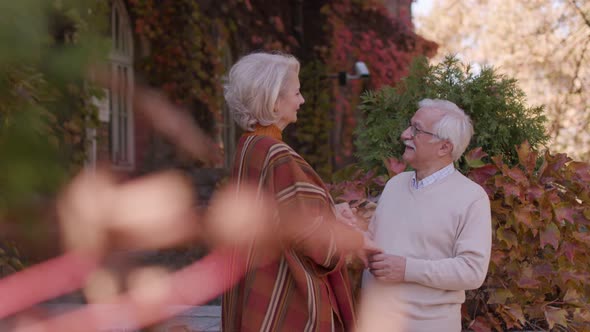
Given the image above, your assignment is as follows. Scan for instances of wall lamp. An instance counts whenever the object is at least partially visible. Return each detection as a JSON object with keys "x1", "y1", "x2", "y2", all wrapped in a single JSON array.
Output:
[{"x1": 328, "y1": 61, "x2": 370, "y2": 86}]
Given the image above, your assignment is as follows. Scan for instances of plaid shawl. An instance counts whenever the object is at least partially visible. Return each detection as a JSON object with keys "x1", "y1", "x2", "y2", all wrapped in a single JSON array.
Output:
[{"x1": 222, "y1": 133, "x2": 357, "y2": 332}]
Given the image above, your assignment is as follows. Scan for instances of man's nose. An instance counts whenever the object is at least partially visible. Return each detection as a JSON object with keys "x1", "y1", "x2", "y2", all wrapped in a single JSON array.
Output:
[{"x1": 400, "y1": 127, "x2": 412, "y2": 140}]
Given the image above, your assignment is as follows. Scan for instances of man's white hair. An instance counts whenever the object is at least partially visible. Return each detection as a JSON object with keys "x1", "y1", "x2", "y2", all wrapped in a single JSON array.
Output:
[
  {"x1": 224, "y1": 52, "x2": 300, "y2": 131},
  {"x1": 419, "y1": 98, "x2": 474, "y2": 161}
]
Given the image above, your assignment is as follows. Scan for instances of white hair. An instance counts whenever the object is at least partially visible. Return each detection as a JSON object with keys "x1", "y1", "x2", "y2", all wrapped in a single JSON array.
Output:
[
  {"x1": 419, "y1": 99, "x2": 474, "y2": 161},
  {"x1": 223, "y1": 52, "x2": 300, "y2": 131}
]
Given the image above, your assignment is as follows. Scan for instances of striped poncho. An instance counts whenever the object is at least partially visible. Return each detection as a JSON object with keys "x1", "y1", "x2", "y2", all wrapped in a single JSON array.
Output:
[{"x1": 222, "y1": 127, "x2": 361, "y2": 332}]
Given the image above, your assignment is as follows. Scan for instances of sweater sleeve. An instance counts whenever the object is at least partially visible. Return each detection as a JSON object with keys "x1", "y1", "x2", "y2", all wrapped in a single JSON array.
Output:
[
  {"x1": 265, "y1": 147, "x2": 364, "y2": 272},
  {"x1": 404, "y1": 194, "x2": 492, "y2": 290}
]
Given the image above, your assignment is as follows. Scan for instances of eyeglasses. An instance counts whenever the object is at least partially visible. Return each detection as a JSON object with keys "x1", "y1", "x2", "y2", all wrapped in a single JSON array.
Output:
[{"x1": 407, "y1": 123, "x2": 439, "y2": 139}]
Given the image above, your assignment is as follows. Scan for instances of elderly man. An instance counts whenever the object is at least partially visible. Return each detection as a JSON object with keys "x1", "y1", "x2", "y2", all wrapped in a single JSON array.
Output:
[{"x1": 361, "y1": 99, "x2": 492, "y2": 331}]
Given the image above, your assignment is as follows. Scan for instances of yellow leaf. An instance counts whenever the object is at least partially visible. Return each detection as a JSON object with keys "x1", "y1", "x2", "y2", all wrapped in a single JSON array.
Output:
[
  {"x1": 544, "y1": 307, "x2": 568, "y2": 329},
  {"x1": 564, "y1": 288, "x2": 581, "y2": 304},
  {"x1": 573, "y1": 309, "x2": 590, "y2": 323},
  {"x1": 505, "y1": 304, "x2": 526, "y2": 325},
  {"x1": 488, "y1": 288, "x2": 513, "y2": 304}
]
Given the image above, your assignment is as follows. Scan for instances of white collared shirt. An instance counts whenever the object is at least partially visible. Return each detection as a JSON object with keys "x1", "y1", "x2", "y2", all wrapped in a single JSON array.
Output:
[{"x1": 411, "y1": 163, "x2": 455, "y2": 189}]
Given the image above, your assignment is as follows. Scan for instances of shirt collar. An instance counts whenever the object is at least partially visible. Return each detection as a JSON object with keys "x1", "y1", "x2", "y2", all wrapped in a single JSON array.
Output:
[{"x1": 411, "y1": 163, "x2": 455, "y2": 189}]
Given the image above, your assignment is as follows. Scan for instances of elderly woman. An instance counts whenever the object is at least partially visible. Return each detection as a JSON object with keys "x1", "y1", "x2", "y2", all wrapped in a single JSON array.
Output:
[{"x1": 222, "y1": 51, "x2": 376, "y2": 331}]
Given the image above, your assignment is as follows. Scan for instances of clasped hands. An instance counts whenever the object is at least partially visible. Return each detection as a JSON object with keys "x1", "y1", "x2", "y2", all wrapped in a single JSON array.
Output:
[{"x1": 334, "y1": 203, "x2": 405, "y2": 282}]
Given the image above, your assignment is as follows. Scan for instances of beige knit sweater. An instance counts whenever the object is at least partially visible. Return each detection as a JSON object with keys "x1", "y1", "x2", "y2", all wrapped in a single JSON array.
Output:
[{"x1": 361, "y1": 171, "x2": 492, "y2": 332}]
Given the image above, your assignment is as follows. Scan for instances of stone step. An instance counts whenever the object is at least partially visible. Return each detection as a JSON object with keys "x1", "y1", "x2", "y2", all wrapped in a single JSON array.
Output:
[{"x1": 1, "y1": 304, "x2": 221, "y2": 332}]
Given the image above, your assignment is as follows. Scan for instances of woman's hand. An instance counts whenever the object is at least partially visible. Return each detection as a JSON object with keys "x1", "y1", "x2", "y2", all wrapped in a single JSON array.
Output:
[
  {"x1": 357, "y1": 232, "x2": 382, "y2": 268},
  {"x1": 334, "y1": 202, "x2": 360, "y2": 229}
]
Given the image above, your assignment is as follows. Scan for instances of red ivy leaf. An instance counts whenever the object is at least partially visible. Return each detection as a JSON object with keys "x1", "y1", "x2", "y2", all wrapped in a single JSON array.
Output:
[
  {"x1": 466, "y1": 147, "x2": 488, "y2": 161},
  {"x1": 338, "y1": 187, "x2": 365, "y2": 202},
  {"x1": 465, "y1": 147, "x2": 488, "y2": 168},
  {"x1": 468, "y1": 164, "x2": 498, "y2": 186},
  {"x1": 533, "y1": 263, "x2": 553, "y2": 280},
  {"x1": 490, "y1": 250, "x2": 506, "y2": 266},
  {"x1": 561, "y1": 271, "x2": 589, "y2": 283},
  {"x1": 513, "y1": 205, "x2": 536, "y2": 229},
  {"x1": 516, "y1": 141, "x2": 537, "y2": 175},
  {"x1": 526, "y1": 184, "x2": 545, "y2": 202},
  {"x1": 559, "y1": 242, "x2": 576, "y2": 263},
  {"x1": 469, "y1": 316, "x2": 492, "y2": 332},
  {"x1": 573, "y1": 231, "x2": 590, "y2": 243},
  {"x1": 540, "y1": 222, "x2": 560, "y2": 249},
  {"x1": 497, "y1": 228, "x2": 518, "y2": 249},
  {"x1": 517, "y1": 276, "x2": 541, "y2": 289},
  {"x1": 540, "y1": 151, "x2": 571, "y2": 179},
  {"x1": 567, "y1": 161, "x2": 590, "y2": 182},
  {"x1": 496, "y1": 177, "x2": 521, "y2": 198},
  {"x1": 383, "y1": 157, "x2": 406, "y2": 177},
  {"x1": 491, "y1": 155, "x2": 504, "y2": 168},
  {"x1": 503, "y1": 166, "x2": 528, "y2": 185},
  {"x1": 554, "y1": 205, "x2": 577, "y2": 224},
  {"x1": 538, "y1": 199, "x2": 553, "y2": 222}
]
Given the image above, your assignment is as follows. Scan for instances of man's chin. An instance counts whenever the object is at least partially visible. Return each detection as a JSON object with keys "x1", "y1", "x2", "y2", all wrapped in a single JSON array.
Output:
[{"x1": 402, "y1": 149, "x2": 414, "y2": 162}]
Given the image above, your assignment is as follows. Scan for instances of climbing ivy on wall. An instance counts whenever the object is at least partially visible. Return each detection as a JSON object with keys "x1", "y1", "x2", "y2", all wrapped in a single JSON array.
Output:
[
  {"x1": 129, "y1": 0, "x2": 227, "y2": 134},
  {"x1": 127, "y1": 0, "x2": 436, "y2": 177},
  {"x1": 315, "y1": 0, "x2": 437, "y2": 171}
]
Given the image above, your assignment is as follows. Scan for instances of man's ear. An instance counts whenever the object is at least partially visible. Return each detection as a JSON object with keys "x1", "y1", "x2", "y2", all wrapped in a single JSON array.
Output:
[{"x1": 438, "y1": 140, "x2": 453, "y2": 157}]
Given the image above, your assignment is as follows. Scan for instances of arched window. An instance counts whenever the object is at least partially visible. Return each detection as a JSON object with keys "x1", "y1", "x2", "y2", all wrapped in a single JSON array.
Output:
[{"x1": 110, "y1": 0, "x2": 134, "y2": 169}]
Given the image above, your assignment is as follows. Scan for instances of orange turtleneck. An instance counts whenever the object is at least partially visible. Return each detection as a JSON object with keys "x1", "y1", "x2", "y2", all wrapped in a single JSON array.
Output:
[{"x1": 242, "y1": 124, "x2": 283, "y2": 141}]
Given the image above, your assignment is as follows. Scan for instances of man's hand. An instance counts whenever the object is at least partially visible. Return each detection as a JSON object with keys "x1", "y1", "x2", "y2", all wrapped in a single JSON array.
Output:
[{"x1": 369, "y1": 253, "x2": 406, "y2": 283}]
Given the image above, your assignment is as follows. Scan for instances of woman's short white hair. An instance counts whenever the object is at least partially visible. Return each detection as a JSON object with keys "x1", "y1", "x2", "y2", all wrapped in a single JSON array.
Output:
[
  {"x1": 224, "y1": 51, "x2": 300, "y2": 131},
  {"x1": 419, "y1": 99, "x2": 474, "y2": 161}
]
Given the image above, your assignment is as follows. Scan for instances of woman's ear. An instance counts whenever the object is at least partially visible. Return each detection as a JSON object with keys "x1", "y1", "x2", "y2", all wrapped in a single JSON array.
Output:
[{"x1": 274, "y1": 97, "x2": 282, "y2": 114}]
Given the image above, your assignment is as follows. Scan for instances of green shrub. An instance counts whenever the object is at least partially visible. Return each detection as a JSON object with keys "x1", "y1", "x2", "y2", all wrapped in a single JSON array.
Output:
[
  {"x1": 355, "y1": 55, "x2": 549, "y2": 172},
  {"x1": 0, "y1": 1, "x2": 108, "y2": 262}
]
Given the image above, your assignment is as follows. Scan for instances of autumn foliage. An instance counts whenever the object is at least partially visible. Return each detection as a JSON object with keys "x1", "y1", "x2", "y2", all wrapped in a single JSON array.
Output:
[{"x1": 464, "y1": 143, "x2": 590, "y2": 331}]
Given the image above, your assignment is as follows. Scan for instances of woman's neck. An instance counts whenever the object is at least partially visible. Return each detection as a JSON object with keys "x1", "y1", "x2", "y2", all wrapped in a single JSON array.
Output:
[{"x1": 244, "y1": 124, "x2": 283, "y2": 141}]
